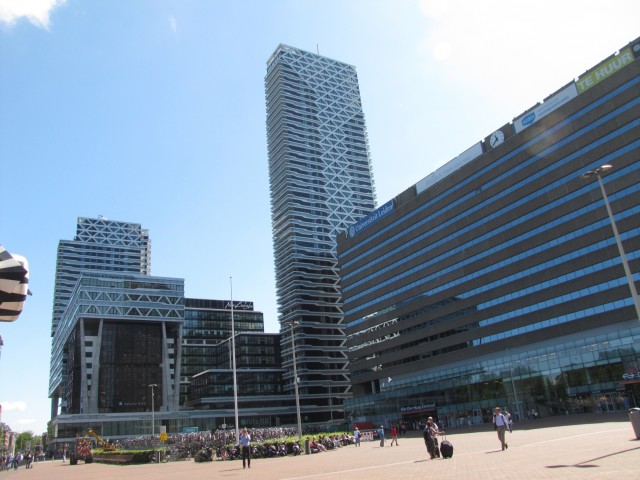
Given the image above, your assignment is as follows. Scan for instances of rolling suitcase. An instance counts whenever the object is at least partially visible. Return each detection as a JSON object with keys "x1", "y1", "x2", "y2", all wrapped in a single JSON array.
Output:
[{"x1": 440, "y1": 434, "x2": 453, "y2": 459}]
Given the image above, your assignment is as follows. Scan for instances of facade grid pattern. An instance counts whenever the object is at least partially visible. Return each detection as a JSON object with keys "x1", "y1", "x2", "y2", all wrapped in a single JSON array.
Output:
[
  {"x1": 265, "y1": 44, "x2": 376, "y2": 422},
  {"x1": 337, "y1": 39, "x2": 640, "y2": 427}
]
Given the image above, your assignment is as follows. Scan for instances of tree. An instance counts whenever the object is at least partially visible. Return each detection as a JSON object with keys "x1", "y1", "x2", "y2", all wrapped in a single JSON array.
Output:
[{"x1": 15, "y1": 431, "x2": 34, "y2": 451}]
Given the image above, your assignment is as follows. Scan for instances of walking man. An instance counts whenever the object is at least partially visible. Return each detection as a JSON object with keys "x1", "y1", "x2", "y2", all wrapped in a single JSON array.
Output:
[
  {"x1": 390, "y1": 425, "x2": 399, "y2": 446},
  {"x1": 378, "y1": 426, "x2": 385, "y2": 447},
  {"x1": 354, "y1": 427, "x2": 361, "y2": 447},
  {"x1": 493, "y1": 407, "x2": 511, "y2": 451}
]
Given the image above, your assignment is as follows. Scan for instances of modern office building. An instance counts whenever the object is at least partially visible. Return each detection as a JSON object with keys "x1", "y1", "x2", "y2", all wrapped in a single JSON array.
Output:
[
  {"x1": 337, "y1": 38, "x2": 640, "y2": 428},
  {"x1": 51, "y1": 217, "x2": 151, "y2": 336},
  {"x1": 49, "y1": 217, "x2": 152, "y2": 419},
  {"x1": 48, "y1": 216, "x2": 294, "y2": 444},
  {"x1": 181, "y1": 298, "x2": 266, "y2": 405},
  {"x1": 187, "y1": 332, "x2": 295, "y2": 428},
  {"x1": 49, "y1": 287, "x2": 288, "y2": 442},
  {"x1": 49, "y1": 271, "x2": 185, "y2": 440},
  {"x1": 265, "y1": 44, "x2": 377, "y2": 422}
]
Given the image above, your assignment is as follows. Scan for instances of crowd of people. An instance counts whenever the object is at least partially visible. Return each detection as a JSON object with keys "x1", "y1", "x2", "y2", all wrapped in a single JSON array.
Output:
[
  {"x1": 101, "y1": 425, "x2": 347, "y2": 461},
  {"x1": 306, "y1": 433, "x2": 355, "y2": 453},
  {"x1": 4, "y1": 411, "x2": 516, "y2": 470},
  {"x1": 1, "y1": 450, "x2": 34, "y2": 470}
]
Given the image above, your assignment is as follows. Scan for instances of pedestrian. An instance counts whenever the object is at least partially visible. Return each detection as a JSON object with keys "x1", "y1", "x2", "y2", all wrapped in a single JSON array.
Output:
[
  {"x1": 429, "y1": 417, "x2": 443, "y2": 456},
  {"x1": 239, "y1": 427, "x2": 251, "y2": 468},
  {"x1": 493, "y1": 407, "x2": 511, "y2": 451},
  {"x1": 354, "y1": 427, "x2": 361, "y2": 447},
  {"x1": 390, "y1": 425, "x2": 398, "y2": 446},
  {"x1": 423, "y1": 418, "x2": 437, "y2": 459},
  {"x1": 378, "y1": 425, "x2": 385, "y2": 447}
]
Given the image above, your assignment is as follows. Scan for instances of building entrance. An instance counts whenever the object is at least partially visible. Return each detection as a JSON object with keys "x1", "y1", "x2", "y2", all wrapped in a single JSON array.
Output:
[
  {"x1": 400, "y1": 409, "x2": 436, "y2": 431},
  {"x1": 593, "y1": 392, "x2": 629, "y2": 413},
  {"x1": 625, "y1": 383, "x2": 640, "y2": 408}
]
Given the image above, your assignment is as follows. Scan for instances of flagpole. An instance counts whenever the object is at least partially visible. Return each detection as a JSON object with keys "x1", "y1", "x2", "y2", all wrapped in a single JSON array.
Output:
[{"x1": 230, "y1": 276, "x2": 239, "y2": 444}]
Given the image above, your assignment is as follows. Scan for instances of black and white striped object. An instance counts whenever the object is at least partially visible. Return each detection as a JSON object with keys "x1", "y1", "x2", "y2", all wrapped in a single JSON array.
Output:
[{"x1": 0, "y1": 245, "x2": 30, "y2": 322}]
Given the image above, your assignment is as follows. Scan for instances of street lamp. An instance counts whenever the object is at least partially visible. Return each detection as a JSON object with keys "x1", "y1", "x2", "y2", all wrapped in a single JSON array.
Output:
[
  {"x1": 148, "y1": 384, "x2": 158, "y2": 437},
  {"x1": 230, "y1": 277, "x2": 240, "y2": 444},
  {"x1": 581, "y1": 164, "x2": 640, "y2": 322},
  {"x1": 287, "y1": 320, "x2": 303, "y2": 441}
]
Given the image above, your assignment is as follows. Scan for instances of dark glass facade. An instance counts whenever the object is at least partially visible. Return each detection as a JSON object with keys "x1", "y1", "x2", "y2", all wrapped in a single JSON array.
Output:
[
  {"x1": 188, "y1": 334, "x2": 283, "y2": 403},
  {"x1": 180, "y1": 299, "x2": 265, "y2": 405},
  {"x1": 337, "y1": 38, "x2": 640, "y2": 428},
  {"x1": 97, "y1": 322, "x2": 164, "y2": 413},
  {"x1": 52, "y1": 273, "x2": 184, "y2": 419}
]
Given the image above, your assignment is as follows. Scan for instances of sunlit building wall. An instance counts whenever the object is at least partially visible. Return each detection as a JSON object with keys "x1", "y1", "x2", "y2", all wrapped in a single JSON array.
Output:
[{"x1": 338, "y1": 38, "x2": 640, "y2": 427}]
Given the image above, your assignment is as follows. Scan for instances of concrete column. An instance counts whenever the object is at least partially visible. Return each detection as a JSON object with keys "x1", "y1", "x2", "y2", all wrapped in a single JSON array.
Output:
[
  {"x1": 79, "y1": 319, "x2": 89, "y2": 413},
  {"x1": 88, "y1": 319, "x2": 103, "y2": 412},
  {"x1": 161, "y1": 322, "x2": 169, "y2": 411}
]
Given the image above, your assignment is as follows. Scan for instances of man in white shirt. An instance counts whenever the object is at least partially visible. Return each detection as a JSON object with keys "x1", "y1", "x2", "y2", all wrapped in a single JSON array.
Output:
[
  {"x1": 493, "y1": 407, "x2": 510, "y2": 451},
  {"x1": 239, "y1": 428, "x2": 251, "y2": 468}
]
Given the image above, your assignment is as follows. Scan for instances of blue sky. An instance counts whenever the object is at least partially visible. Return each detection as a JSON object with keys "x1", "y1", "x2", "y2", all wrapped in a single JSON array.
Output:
[{"x1": 1, "y1": 0, "x2": 638, "y2": 435}]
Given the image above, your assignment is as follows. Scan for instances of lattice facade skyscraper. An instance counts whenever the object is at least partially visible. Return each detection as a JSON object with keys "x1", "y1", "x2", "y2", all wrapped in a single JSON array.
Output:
[
  {"x1": 265, "y1": 45, "x2": 376, "y2": 422},
  {"x1": 51, "y1": 217, "x2": 151, "y2": 336}
]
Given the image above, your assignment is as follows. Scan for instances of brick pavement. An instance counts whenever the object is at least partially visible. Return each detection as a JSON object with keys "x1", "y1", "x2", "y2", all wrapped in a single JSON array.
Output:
[{"x1": 3, "y1": 413, "x2": 639, "y2": 480}]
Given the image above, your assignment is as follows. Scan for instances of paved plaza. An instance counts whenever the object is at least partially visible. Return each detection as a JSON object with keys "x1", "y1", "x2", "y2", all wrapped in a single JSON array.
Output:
[{"x1": 4, "y1": 413, "x2": 639, "y2": 480}]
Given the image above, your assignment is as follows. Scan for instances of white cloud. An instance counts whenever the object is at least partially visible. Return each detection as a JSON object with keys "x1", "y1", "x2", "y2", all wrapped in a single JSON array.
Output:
[
  {"x1": 432, "y1": 41, "x2": 451, "y2": 62},
  {"x1": 2, "y1": 400, "x2": 27, "y2": 411},
  {"x1": 416, "y1": 0, "x2": 640, "y2": 104},
  {"x1": 0, "y1": 0, "x2": 66, "y2": 29},
  {"x1": 169, "y1": 15, "x2": 177, "y2": 34},
  {"x1": 15, "y1": 418, "x2": 36, "y2": 425}
]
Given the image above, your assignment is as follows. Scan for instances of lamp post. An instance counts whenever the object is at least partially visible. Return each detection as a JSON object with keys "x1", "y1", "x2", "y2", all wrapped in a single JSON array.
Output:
[
  {"x1": 505, "y1": 347, "x2": 522, "y2": 421},
  {"x1": 148, "y1": 384, "x2": 158, "y2": 437},
  {"x1": 581, "y1": 164, "x2": 640, "y2": 322},
  {"x1": 287, "y1": 320, "x2": 302, "y2": 441},
  {"x1": 230, "y1": 277, "x2": 240, "y2": 444}
]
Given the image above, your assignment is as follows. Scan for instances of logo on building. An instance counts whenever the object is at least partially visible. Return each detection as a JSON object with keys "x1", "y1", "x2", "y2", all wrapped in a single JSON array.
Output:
[{"x1": 349, "y1": 200, "x2": 394, "y2": 238}]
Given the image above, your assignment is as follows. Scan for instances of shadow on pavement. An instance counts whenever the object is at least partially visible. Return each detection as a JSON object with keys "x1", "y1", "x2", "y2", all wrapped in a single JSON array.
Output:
[{"x1": 546, "y1": 445, "x2": 640, "y2": 469}]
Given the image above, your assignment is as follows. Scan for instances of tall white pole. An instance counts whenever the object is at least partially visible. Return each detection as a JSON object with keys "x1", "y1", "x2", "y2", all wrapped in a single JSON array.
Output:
[
  {"x1": 505, "y1": 348, "x2": 521, "y2": 421},
  {"x1": 582, "y1": 165, "x2": 640, "y2": 323},
  {"x1": 595, "y1": 173, "x2": 640, "y2": 322},
  {"x1": 230, "y1": 277, "x2": 240, "y2": 444},
  {"x1": 149, "y1": 384, "x2": 157, "y2": 436},
  {"x1": 289, "y1": 321, "x2": 302, "y2": 440}
]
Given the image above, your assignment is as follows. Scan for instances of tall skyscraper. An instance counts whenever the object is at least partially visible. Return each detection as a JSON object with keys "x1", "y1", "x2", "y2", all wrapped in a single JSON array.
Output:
[
  {"x1": 51, "y1": 217, "x2": 151, "y2": 336},
  {"x1": 49, "y1": 217, "x2": 155, "y2": 423},
  {"x1": 265, "y1": 45, "x2": 376, "y2": 422}
]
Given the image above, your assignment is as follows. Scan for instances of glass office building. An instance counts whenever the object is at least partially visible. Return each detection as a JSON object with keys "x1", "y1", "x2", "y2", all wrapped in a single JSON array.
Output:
[
  {"x1": 181, "y1": 299, "x2": 265, "y2": 405},
  {"x1": 187, "y1": 332, "x2": 295, "y2": 429},
  {"x1": 50, "y1": 217, "x2": 152, "y2": 417},
  {"x1": 337, "y1": 38, "x2": 640, "y2": 428},
  {"x1": 265, "y1": 44, "x2": 376, "y2": 422},
  {"x1": 47, "y1": 219, "x2": 291, "y2": 443},
  {"x1": 49, "y1": 272, "x2": 185, "y2": 441}
]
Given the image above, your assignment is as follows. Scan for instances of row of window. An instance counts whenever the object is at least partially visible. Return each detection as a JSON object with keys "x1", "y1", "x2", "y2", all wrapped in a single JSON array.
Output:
[
  {"x1": 343, "y1": 142, "x2": 638, "y2": 317},
  {"x1": 340, "y1": 75, "x2": 640, "y2": 262},
  {"x1": 345, "y1": 327, "x2": 640, "y2": 420}
]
